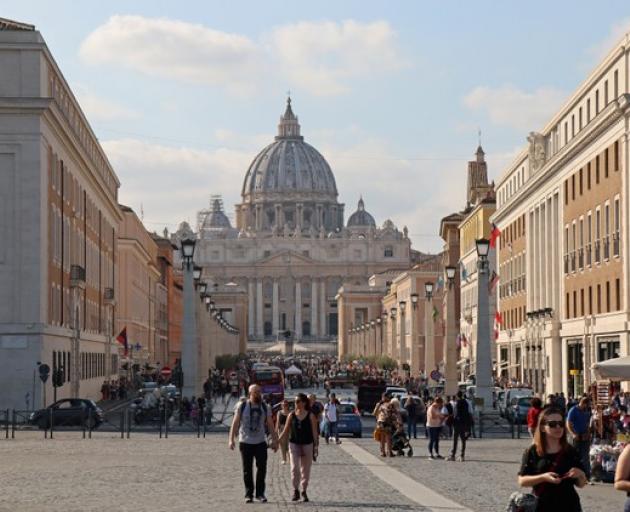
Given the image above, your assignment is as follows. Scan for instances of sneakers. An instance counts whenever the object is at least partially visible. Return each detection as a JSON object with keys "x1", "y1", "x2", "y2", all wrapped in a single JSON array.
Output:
[
  {"x1": 335, "y1": 440, "x2": 342, "y2": 445},
  {"x1": 446, "y1": 455, "x2": 455, "y2": 461},
  {"x1": 292, "y1": 490, "x2": 300, "y2": 502},
  {"x1": 428, "y1": 454, "x2": 435, "y2": 460},
  {"x1": 458, "y1": 455, "x2": 465, "y2": 462},
  {"x1": 256, "y1": 496, "x2": 267, "y2": 503},
  {"x1": 435, "y1": 454, "x2": 444, "y2": 460},
  {"x1": 245, "y1": 496, "x2": 254, "y2": 503},
  {"x1": 301, "y1": 491, "x2": 309, "y2": 502}
]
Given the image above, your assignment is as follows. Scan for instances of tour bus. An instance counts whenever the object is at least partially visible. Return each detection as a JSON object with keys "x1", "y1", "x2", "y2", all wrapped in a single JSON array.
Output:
[{"x1": 250, "y1": 365, "x2": 285, "y2": 406}]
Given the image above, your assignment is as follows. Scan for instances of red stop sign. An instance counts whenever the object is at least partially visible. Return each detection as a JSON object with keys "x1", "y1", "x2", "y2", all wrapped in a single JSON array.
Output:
[{"x1": 161, "y1": 366, "x2": 172, "y2": 378}]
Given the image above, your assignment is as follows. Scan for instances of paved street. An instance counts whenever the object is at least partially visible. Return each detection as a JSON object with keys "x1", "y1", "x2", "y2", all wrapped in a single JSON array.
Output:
[{"x1": 0, "y1": 430, "x2": 624, "y2": 512}]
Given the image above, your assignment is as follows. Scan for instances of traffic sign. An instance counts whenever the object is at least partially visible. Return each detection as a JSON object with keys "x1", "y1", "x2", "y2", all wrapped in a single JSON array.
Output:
[
  {"x1": 160, "y1": 366, "x2": 172, "y2": 378},
  {"x1": 38, "y1": 363, "x2": 50, "y2": 383},
  {"x1": 430, "y1": 370, "x2": 442, "y2": 381}
]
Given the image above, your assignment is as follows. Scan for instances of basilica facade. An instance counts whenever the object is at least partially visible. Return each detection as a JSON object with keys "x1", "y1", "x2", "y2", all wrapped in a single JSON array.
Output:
[{"x1": 174, "y1": 99, "x2": 414, "y2": 349}]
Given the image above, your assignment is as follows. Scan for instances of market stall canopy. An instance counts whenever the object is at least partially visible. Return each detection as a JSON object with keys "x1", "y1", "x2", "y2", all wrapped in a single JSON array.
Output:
[
  {"x1": 284, "y1": 364, "x2": 302, "y2": 376},
  {"x1": 592, "y1": 356, "x2": 630, "y2": 381}
]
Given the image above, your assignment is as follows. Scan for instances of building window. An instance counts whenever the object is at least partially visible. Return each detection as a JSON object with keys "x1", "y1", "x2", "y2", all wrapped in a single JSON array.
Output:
[
  {"x1": 571, "y1": 115, "x2": 575, "y2": 137},
  {"x1": 616, "y1": 279, "x2": 621, "y2": 311},
  {"x1": 579, "y1": 168, "x2": 583, "y2": 195},
  {"x1": 615, "y1": 141, "x2": 620, "y2": 171},
  {"x1": 587, "y1": 163, "x2": 591, "y2": 189},
  {"x1": 588, "y1": 286, "x2": 593, "y2": 315},
  {"x1": 605, "y1": 148, "x2": 609, "y2": 178},
  {"x1": 579, "y1": 107, "x2": 583, "y2": 130},
  {"x1": 606, "y1": 281, "x2": 611, "y2": 313},
  {"x1": 564, "y1": 122, "x2": 568, "y2": 144},
  {"x1": 614, "y1": 197, "x2": 620, "y2": 257},
  {"x1": 605, "y1": 80, "x2": 609, "y2": 105},
  {"x1": 580, "y1": 289, "x2": 585, "y2": 317},
  {"x1": 566, "y1": 292, "x2": 570, "y2": 319},
  {"x1": 597, "y1": 284, "x2": 601, "y2": 314},
  {"x1": 571, "y1": 175, "x2": 575, "y2": 201},
  {"x1": 587, "y1": 99, "x2": 591, "y2": 122},
  {"x1": 596, "y1": 156, "x2": 600, "y2": 184},
  {"x1": 384, "y1": 246, "x2": 394, "y2": 258},
  {"x1": 564, "y1": 180, "x2": 568, "y2": 205},
  {"x1": 596, "y1": 89, "x2": 600, "y2": 114}
]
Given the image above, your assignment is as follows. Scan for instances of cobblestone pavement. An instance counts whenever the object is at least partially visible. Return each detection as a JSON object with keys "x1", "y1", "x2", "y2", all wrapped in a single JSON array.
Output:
[
  {"x1": 0, "y1": 431, "x2": 623, "y2": 511},
  {"x1": 0, "y1": 432, "x2": 427, "y2": 512},
  {"x1": 356, "y1": 435, "x2": 624, "y2": 511}
]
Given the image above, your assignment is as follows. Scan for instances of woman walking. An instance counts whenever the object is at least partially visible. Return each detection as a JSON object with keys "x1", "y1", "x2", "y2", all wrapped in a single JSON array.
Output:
[
  {"x1": 279, "y1": 393, "x2": 319, "y2": 502},
  {"x1": 275, "y1": 399, "x2": 290, "y2": 464},
  {"x1": 373, "y1": 394, "x2": 400, "y2": 457},
  {"x1": 517, "y1": 407, "x2": 587, "y2": 511},
  {"x1": 426, "y1": 397, "x2": 446, "y2": 459}
]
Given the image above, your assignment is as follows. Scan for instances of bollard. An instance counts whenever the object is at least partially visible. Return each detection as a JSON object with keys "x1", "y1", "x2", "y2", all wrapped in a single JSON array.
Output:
[
  {"x1": 11, "y1": 409, "x2": 16, "y2": 439},
  {"x1": 120, "y1": 410, "x2": 125, "y2": 439},
  {"x1": 5, "y1": 409, "x2": 9, "y2": 439},
  {"x1": 197, "y1": 414, "x2": 201, "y2": 438},
  {"x1": 516, "y1": 412, "x2": 521, "y2": 439},
  {"x1": 165, "y1": 406, "x2": 169, "y2": 439},
  {"x1": 202, "y1": 406, "x2": 206, "y2": 438},
  {"x1": 478, "y1": 411, "x2": 483, "y2": 439},
  {"x1": 50, "y1": 408, "x2": 54, "y2": 439},
  {"x1": 88, "y1": 408, "x2": 93, "y2": 439},
  {"x1": 126, "y1": 409, "x2": 130, "y2": 439},
  {"x1": 82, "y1": 412, "x2": 86, "y2": 439},
  {"x1": 159, "y1": 405, "x2": 163, "y2": 439},
  {"x1": 511, "y1": 416, "x2": 515, "y2": 439}
]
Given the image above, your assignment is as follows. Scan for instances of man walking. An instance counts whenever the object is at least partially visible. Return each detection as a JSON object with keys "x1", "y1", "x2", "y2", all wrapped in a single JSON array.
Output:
[
  {"x1": 447, "y1": 391, "x2": 472, "y2": 461},
  {"x1": 566, "y1": 397, "x2": 592, "y2": 480},
  {"x1": 324, "y1": 393, "x2": 341, "y2": 444},
  {"x1": 229, "y1": 384, "x2": 278, "y2": 503}
]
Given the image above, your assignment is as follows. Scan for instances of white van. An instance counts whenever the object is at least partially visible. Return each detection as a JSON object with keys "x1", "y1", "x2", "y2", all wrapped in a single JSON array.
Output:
[{"x1": 500, "y1": 387, "x2": 533, "y2": 417}]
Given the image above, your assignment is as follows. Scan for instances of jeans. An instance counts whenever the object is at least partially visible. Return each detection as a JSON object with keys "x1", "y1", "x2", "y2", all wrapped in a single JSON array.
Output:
[
  {"x1": 450, "y1": 425, "x2": 468, "y2": 457},
  {"x1": 407, "y1": 417, "x2": 417, "y2": 438},
  {"x1": 573, "y1": 439, "x2": 591, "y2": 479},
  {"x1": 326, "y1": 421, "x2": 339, "y2": 442},
  {"x1": 428, "y1": 426, "x2": 441, "y2": 455},
  {"x1": 239, "y1": 442, "x2": 268, "y2": 498}
]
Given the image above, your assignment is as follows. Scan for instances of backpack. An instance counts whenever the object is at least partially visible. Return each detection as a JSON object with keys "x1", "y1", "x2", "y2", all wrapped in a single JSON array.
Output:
[{"x1": 453, "y1": 399, "x2": 472, "y2": 426}]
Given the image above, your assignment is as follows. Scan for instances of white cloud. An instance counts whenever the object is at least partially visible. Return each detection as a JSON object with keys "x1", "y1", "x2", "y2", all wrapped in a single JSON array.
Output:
[
  {"x1": 267, "y1": 20, "x2": 408, "y2": 96},
  {"x1": 586, "y1": 17, "x2": 630, "y2": 64},
  {"x1": 79, "y1": 16, "x2": 407, "y2": 97},
  {"x1": 463, "y1": 85, "x2": 567, "y2": 132},
  {"x1": 73, "y1": 85, "x2": 139, "y2": 122},
  {"x1": 102, "y1": 138, "x2": 251, "y2": 231},
  {"x1": 80, "y1": 15, "x2": 262, "y2": 96}
]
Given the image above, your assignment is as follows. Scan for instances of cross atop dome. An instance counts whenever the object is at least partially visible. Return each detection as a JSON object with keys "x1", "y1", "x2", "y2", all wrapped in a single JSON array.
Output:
[{"x1": 277, "y1": 96, "x2": 303, "y2": 140}]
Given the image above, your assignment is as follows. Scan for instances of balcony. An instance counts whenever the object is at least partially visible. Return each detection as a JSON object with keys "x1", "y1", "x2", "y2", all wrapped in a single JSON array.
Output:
[
  {"x1": 603, "y1": 236, "x2": 610, "y2": 260},
  {"x1": 594, "y1": 240, "x2": 601, "y2": 264}
]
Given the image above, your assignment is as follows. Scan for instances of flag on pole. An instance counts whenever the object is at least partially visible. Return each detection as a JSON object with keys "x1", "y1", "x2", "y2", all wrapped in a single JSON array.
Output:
[
  {"x1": 494, "y1": 311, "x2": 503, "y2": 325},
  {"x1": 488, "y1": 271, "x2": 500, "y2": 294},
  {"x1": 436, "y1": 275, "x2": 444, "y2": 291},
  {"x1": 432, "y1": 306, "x2": 439, "y2": 321},
  {"x1": 116, "y1": 327, "x2": 129, "y2": 356},
  {"x1": 490, "y1": 223, "x2": 501, "y2": 248},
  {"x1": 460, "y1": 262, "x2": 469, "y2": 282}
]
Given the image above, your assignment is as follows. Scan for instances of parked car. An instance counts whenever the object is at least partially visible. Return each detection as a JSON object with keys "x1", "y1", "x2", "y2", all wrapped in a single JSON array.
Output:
[
  {"x1": 29, "y1": 399, "x2": 103, "y2": 429},
  {"x1": 395, "y1": 394, "x2": 427, "y2": 425},
  {"x1": 320, "y1": 400, "x2": 362, "y2": 438},
  {"x1": 385, "y1": 386, "x2": 407, "y2": 398},
  {"x1": 500, "y1": 387, "x2": 533, "y2": 417},
  {"x1": 506, "y1": 396, "x2": 532, "y2": 424}
]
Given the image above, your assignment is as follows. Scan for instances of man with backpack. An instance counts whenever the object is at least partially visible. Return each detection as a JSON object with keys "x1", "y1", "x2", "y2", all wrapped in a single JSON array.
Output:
[
  {"x1": 229, "y1": 384, "x2": 278, "y2": 503},
  {"x1": 447, "y1": 391, "x2": 473, "y2": 461}
]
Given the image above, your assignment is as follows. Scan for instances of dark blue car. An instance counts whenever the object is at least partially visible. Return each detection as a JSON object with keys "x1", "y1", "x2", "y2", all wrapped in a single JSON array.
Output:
[{"x1": 320, "y1": 401, "x2": 362, "y2": 438}]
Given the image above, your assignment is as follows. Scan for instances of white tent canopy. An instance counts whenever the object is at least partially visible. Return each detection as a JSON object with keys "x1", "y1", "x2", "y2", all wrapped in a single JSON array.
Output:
[
  {"x1": 284, "y1": 364, "x2": 302, "y2": 376},
  {"x1": 592, "y1": 356, "x2": 630, "y2": 381}
]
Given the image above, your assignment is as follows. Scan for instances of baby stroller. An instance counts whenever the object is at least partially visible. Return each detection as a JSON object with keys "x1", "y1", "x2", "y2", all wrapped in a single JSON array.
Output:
[{"x1": 391, "y1": 428, "x2": 413, "y2": 457}]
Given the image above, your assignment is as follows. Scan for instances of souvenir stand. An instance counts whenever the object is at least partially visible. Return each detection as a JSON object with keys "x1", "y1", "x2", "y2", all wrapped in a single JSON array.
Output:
[{"x1": 589, "y1": 356, "x2": 630, "y2": 482}]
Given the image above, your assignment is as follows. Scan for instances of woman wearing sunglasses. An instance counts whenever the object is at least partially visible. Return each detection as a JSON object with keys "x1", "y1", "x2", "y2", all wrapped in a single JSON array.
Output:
[{"x1": 518, "y1": 407, "x2": 588, "y2": 511}]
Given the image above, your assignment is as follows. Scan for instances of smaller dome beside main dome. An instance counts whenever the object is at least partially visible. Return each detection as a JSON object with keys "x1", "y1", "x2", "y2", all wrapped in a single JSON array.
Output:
[
  {"x1": 203, "y1": 198, "x2": 232, "y2": 229},
  {"x1": 347, "y1": 197, "x2": 376, "y2": 227}
]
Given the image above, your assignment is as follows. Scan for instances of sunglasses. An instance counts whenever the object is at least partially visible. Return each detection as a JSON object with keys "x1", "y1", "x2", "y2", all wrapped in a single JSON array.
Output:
[{"x1": 544, "y1": 420, "x2": 564, "y2": 428}]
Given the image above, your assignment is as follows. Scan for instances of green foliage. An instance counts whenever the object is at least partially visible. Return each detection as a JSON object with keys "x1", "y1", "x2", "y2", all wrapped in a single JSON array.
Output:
[{"x1": 215, "y1": 353, "x2": 240, "y2": 370}]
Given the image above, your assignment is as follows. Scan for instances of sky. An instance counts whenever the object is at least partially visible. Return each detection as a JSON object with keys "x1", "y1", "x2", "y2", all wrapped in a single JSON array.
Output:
[{"x1": 4, "y1": 1, "x2": 630, "y2": 252}]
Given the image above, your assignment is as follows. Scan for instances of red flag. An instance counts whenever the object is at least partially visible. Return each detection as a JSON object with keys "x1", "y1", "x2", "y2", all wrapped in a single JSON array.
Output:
[
  {"x1": 490, "y1": 223, "x2": 501, "y2": 248},
  {"x1": 116, "y1": 327, "x2": 128, "y2": 356},
  {"x1": 495, "y1": 311, "x2": 503, "y2": 325}
]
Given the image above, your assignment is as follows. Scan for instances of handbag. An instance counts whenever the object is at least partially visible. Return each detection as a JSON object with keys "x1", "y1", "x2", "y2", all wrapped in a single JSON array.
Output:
[
  {"x1": 373, "y1": 427, "x2": 383, "y2": 442},
  {"x1": 505, "y1": 491, "x2": 537, "y2": 512}
]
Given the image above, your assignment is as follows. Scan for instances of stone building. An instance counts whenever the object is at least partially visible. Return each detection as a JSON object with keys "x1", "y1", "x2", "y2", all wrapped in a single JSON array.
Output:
[
  {"x1": 117, "y1": 206, "x2": 161, "y2": 367},
  {"x1": 176, "y1": 99, "x2": 413, "y2": 351},
  {"x1": 493, "y1": 29, "x2": 630, "y2": 397},
  {"x1": 0, "y1": 19, "x2": 122, "y2": 408}
]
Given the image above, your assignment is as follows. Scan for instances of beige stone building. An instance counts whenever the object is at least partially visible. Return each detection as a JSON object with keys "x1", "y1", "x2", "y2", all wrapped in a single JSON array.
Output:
[
  {"x1": 117, "y1": 205, "x2": 161, "y2": 367},
  {"x1": 0, "y1": 19, "x2": 122, "y2": 408},
  {"x1": 176, "y1": 99, "x2": 414, "y2": 353},
  {"x1": 493, "y1": 30, "x2": 630, "y2": 397}
]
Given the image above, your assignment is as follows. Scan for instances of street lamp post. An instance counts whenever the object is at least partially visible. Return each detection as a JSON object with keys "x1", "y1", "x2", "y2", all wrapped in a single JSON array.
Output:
[
  {"x1": 390, "y1": 308, "x2": 397, "y2": 362},
  {"x1": 376, "y1": 317, "x2": 382, "y2": 356},
  {"x1": 474, "y1": 238, "x2": 493, "y2": 411},
  {"x1": 180, "y1": 238, "x2": 198, "y2": 399},
  {"x1": 424, "y1": 282, "x2": 435, "y2": 384},
  {"x1": 410, "y1": 293, "x2": 419, "y2": 374},
  {"x1": 70, "y1": 265, "x2": 85, "y2": 397},
  {"x1": 444, "y1": 266, "x2": 458, "y2": 395},
  {"x1": 399, "y1": 301, "x2": 407, "y2": 371}
]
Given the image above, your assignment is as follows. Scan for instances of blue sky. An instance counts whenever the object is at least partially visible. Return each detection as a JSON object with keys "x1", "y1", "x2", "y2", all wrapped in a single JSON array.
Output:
[{"x1": 4, "y1": 1, "x2": 630, "y2": 251}]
